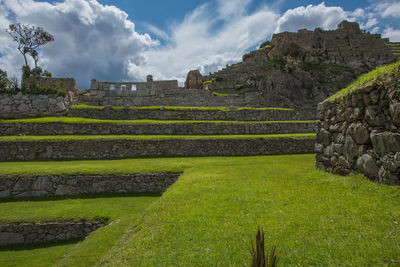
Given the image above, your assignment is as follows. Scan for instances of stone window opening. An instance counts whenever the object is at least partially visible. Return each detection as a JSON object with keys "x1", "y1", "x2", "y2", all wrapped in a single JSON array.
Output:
[
  {"x1": 132, "y1": 84, "x2": 137, "y2": 91},
  {"x1": 109, "y1": 84, "x2": 115, "y2": 90},
  {"x1": 121, "y1": 84, "x2": 126, "y2": 90}
]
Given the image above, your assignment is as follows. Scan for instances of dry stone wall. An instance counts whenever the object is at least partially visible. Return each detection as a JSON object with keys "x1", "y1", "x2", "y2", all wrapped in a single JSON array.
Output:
[
  {"x1": 82, "y1": 88, "x2": 269, "y2": 107},
  {"x1": 0, "y1": 220, "x2": 106, "y2": 247},
  {"x1": 0, "y1": 93, "x2": 70, "y2": 119},
  {"x1": 0, "y1": 121, "x2": 316, "y2": 136},
  {"x1": 315, "y1": 69, "x2": 400, "y2": 184},
  {"x1": 68, "y1": 107, "x2": 316, "y2": 121},
  {"x1": 0, "y1": 137, "x2": 315, "y2": 161},
  {"x1": 0, "y1": 173, "x2": 181, "y2": 199}
]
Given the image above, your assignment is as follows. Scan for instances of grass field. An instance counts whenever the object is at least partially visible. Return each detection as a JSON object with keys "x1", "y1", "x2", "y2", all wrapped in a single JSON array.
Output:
[
  {"x1": 0, "y1": 133, "x2": 316, "y2": 142},
  {"x1": 0, "y1": 117, "x2": 316, "y2": 124},
  {"x1": 0, "y1": 154, "x2": 399, "y2": 266},
  {"x1": 0, "y1": 194, "x2": 160, "y2": 267}
]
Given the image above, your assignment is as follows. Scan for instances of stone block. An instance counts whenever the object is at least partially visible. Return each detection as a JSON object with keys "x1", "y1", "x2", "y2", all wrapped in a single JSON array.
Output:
[
  {"x1": 356, "y1": 154, "x2": 379, "y2": 178},
  {"x1": 371, "y1": 131, "x2": 400, "y2": 153},
  {"x1": 0, "y1": 232, "x2": 24, "y2": 246}
]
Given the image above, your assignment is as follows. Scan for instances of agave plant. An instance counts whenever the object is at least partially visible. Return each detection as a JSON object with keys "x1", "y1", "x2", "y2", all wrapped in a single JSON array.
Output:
[{"x1": 249, "y1": 227, "x2": 279, "y2": 267}]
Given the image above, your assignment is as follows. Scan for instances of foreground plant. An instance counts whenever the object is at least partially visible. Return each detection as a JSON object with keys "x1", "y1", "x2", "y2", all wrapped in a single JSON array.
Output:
[{"x1": 249, "y1": 227, "x2": 279, "y2": 267}]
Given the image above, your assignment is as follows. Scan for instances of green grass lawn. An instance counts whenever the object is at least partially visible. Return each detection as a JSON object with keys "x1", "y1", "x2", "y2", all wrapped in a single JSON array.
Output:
[
  {"x1": 325, "y1": 61, "x2": 400, "y2": 102},
  {"x1": 0, "y1": 117, "x2": 316, "y2": 124},
  {"x1": 0, "y1": 133, "x2": 316, "y2": 142},
  {"x1": 71, "y1": 104, "x2": 294, "y2": 111},
  {"x1": 0, "y1": 194, "x2": 160, "y2": 267},
  {"x1": 0, "y1": 155, "x2": 399, "y2": 266}
]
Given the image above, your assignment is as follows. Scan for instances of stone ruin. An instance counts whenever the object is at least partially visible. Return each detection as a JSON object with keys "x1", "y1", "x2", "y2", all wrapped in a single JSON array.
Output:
[
  {"x1": 316, "y1": 63, "x2": 400, "y2": 184},
  {"x1": 187, "y1": 20, "x2": 397, "y2": 108}
]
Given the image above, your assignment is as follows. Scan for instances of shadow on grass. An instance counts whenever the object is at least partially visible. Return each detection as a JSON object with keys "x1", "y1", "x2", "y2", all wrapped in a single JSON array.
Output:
[
  {"x1": 0, "y1": 192, "x2": 162, "y2": 203},
  {"x1": 0, "y1": 237, "x2": 85, "y2": 251}
]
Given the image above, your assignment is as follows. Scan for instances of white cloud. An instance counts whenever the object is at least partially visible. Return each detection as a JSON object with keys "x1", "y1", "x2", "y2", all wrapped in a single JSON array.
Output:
[
  {"x1": 275, "y1": 2, "x2": 348, "y2": 32},
  {"x1": 127, "y1": 1, "x2": 279, "y2": 84},
  {"x1": 0, "y1": 0, "x2": 155, "y2": 88},
  {"x1": 1, "y1": 0, "x2": 398, "y2": 89},
  {"x1": 376, "y1": 1, "x2": 400, "y2": 18},
  {"x1": 383, "y1": 27, "x2": 400, "y2": 42},
  {"x1": 216, "y1": 0, "x2": 252, "y2": 19}
]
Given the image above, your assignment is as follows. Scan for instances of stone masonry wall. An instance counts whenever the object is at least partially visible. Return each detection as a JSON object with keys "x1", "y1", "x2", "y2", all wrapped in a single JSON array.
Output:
[
  {"x1": 68, "y1": 107, "x2": 317, "y2": 121},
  {"x1": 82, "y1": 88, "x2": 269, "y2": 107},
  {"x1": 0, "y1": 121, "x2": 316, "y2": 136},
  {"x1": 0, "y1": 173, "x2": 181, "y2": 199},
  {"x1": 0, "y1": 137, "x2": 315, "y2": 161},
  {"x1": 315, "y1": 70, "x2": 400, "y2": 184},
  {"x1": 0, "y1": 220, "x2": 106, "y2": 247},
  {"x1": 0, "y1": 93, "x2": 70, "y2": 119}
]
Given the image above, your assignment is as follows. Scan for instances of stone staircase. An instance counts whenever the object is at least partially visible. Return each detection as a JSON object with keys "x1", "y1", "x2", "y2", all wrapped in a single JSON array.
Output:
[
  {"x1": 0, "y1": 106, "x2": 316, "y2": 161},
  {"x1": 388, "y1": 42, "x2": 400, "y2": 61}
]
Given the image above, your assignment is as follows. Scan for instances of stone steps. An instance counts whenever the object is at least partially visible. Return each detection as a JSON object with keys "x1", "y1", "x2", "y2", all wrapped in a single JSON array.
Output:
[
  {"x1": 0, "y1": 121, "x2": 316, "y2": 136},
  {"x1": 388, "y1": 42, "x2": 400, "y2": 60},
  {"x1": 0, "y1": 134, "x2": 316, "y2": 161}
]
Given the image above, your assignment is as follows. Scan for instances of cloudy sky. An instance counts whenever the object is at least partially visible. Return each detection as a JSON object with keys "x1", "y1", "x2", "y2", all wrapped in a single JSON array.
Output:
[{"x1": 0, "y1": 0, "x2": 399, "y2": 88}]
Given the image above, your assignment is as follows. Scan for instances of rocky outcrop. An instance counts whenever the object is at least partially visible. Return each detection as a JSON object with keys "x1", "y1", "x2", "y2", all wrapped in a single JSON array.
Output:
[
  {"x1": 185, "y1": 70, "x2": 203, "y2": 89},
  {"x1": 315, "y1": 62, "x2": 400, "y2": 184},
  {"x1": 192, "y1": 21, "x2": 396, "y2": 108}
]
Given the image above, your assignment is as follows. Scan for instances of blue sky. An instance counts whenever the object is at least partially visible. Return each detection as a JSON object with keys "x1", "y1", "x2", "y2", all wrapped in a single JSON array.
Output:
[{"x1": 0, "y1": 0, "x2": 399, "y2": 88}]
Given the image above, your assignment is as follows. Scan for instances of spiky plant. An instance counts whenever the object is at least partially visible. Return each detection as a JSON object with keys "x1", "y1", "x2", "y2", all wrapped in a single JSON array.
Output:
[{"x1": 249, "y1": 227, "x2": 279, "y2": 267}]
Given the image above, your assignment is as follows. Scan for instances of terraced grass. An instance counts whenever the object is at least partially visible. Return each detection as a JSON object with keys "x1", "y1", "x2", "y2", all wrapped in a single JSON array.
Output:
[
  {"x1": 71, "y1": 104, "x2": 294, "y2": 111},
  {"x1": 0, "y1": 194, "x2": 160, "y2": 267},
  {"x1": 1, "y1": 155, "x2": 399, "y2": 266},
  {"x1": 325, "y1": 61, "x2": 400, "y2": 102},
  {"x1": 0, "y1": 117, "x2": 316, "y2": 124},
  {"x1": 0, "y1": 133, "x2": 316, "y2": 142}
]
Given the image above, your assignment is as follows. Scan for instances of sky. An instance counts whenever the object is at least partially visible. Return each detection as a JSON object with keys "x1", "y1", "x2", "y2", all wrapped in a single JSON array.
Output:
[{"x1": 0, "y1": 0, "x2": 399, "y2": 88}]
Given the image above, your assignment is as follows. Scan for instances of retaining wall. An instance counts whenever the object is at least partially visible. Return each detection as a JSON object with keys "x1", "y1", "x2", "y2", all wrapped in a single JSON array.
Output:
[
  {"x1": 315, "y1": 70, "x2": 400, "y2": 184},
  {"x1": 0, "y1": 220, "x2": 106, "y2": 247},
  {"x1": 0, "y1": 93, "x2": 70, "y2": 119},
  {"x1": 68, "y1": 108, "x2": 317, "y2": 121},
  {"x1": 0, "y1": 122, "x2": 316, "y2": 136},
  {"x1": 0, "y1": 173, "x2": 181, "y2": 198},
  {"x1": 0, "y1": 137, "x2": 315, "y2": 161},
  {"x1": 82, "y1": 88, "x2": 267, "y2": 108}
]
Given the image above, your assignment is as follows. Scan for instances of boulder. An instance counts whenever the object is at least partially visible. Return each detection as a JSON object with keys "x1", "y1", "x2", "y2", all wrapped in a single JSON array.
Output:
[
  {"x1": 370, "y1": 131, "x2": 400, "y2": 153},
  {"x1": 185, "y1": 70, "x2": 203, "y2": 89},
  {"x1": 365, "y1": 106, "x2": 386, "y2": 127},
  {"x1": 344, "y1": 135, "x2": 358, "y2": 161},
  {"x1": 356, "y1": 154, "x2": 379, "y2": 178},
  {"x1": 390, "y1": 101, "x2": 400, "y2": 126}
]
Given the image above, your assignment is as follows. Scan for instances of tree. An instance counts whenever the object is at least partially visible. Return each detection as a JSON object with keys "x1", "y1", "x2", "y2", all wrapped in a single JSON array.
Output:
[
  {"x1": 0, "y1": 69, "x2": 10, "y2": 90},
  {"x1": 7, "y1": 23, "x2": 54, "y2": 68}
]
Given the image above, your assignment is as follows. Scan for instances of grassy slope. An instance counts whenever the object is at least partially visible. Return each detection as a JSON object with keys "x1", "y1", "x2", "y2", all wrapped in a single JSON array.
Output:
[
  {"x1": 71, "y1": 104, "x2": 294, "y2": 111},
  {"x1": 1, "y1": 155, "x2": 399, "y2": 266},
  {"x1": 325, "y1": 61, "x2": 400, "y2": 102},
  {"x1": 0, "y1": 194, "x2": 159, "y2": 267},
  {"x1": 0, "y1": 133, "x2": 316, "y2": 142},
  {"x1": 0, "y1": 117, "x2": 316, "y2": 124},
  {"x1": 99, "y1": 155, "x2": 400, "y2": 266}
]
